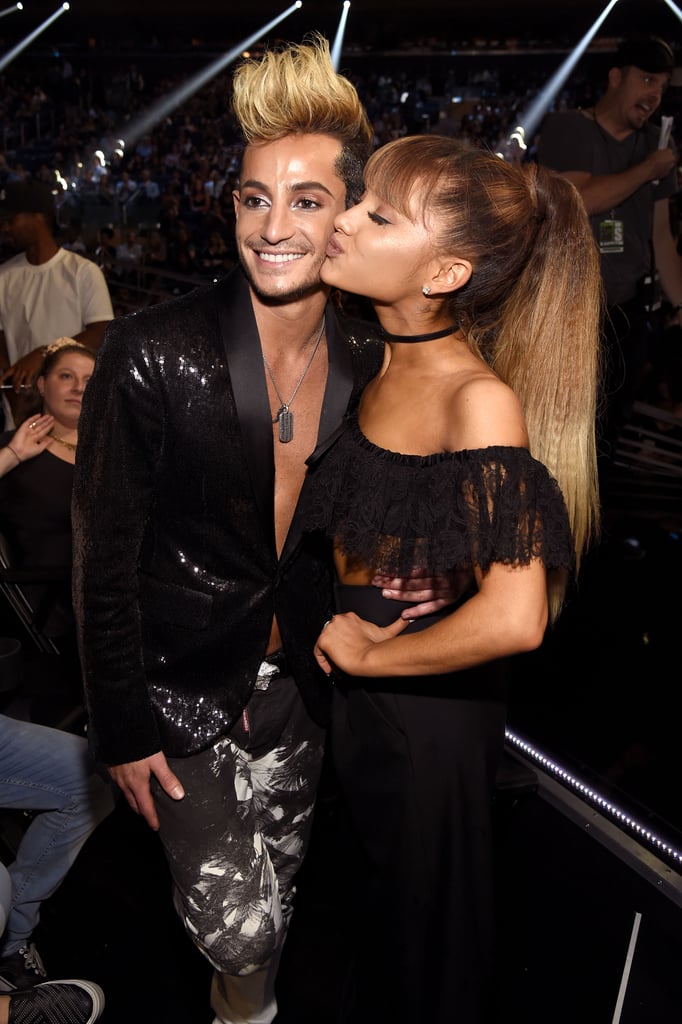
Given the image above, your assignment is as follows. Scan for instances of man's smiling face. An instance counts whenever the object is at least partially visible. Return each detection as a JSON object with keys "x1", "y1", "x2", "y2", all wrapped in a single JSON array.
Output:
[{"x1": 233, "y1": 133, "x2": 347, "y2": 304}]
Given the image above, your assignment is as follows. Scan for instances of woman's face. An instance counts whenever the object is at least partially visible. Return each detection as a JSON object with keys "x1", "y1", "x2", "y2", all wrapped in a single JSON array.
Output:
[
  {"x1": 321, "y1": 188, "x2": 434, "y2": 307},
  {"x1": 37, "y1": 351, "x2": 95, "y2": 428}
]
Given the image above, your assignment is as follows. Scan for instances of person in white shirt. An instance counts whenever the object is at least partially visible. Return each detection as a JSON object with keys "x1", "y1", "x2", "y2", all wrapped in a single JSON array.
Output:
[{"x1": 0, "y1": 180, "x2": 114, "y2": 427}]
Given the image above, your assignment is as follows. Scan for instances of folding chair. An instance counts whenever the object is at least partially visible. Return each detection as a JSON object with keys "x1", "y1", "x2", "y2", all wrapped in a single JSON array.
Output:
[{"x1": 0, "y1": 524, "x2": 84, "y2": 732}]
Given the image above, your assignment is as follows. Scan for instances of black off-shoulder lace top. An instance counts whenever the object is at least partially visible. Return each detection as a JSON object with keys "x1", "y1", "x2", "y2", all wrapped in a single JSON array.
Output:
[{"x1": 302, "y1": 415, "x2": 574, "y2": 578}]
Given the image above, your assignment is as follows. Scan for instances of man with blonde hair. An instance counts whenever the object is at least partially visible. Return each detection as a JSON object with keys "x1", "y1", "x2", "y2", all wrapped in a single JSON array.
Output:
[{"x1": 73, "y1": 34, "x2": 444, "y2": 1024}]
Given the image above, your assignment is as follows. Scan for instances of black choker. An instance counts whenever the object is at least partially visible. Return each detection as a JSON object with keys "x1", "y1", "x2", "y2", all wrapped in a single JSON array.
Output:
[{"x1": 380, "y1": 324, "x2": 458, "y2": 343}]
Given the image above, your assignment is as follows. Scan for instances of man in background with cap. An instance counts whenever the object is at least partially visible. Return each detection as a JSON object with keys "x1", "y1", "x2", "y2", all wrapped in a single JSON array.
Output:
[
  {"x1": 538, "y1": 33, "x2": 682, "y2": 483},
  {"x1": 0, "y1": 180, "x2": 113, "y2": 427}
]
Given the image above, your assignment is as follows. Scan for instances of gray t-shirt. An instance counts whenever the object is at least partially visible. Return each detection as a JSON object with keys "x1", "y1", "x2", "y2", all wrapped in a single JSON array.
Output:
[{"x1": 538, "y1": 109, "x2": 677, "y2": 306}]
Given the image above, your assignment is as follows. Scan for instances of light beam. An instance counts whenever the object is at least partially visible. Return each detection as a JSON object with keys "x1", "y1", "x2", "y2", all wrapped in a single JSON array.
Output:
[
  {"x1": 0, "y1": 3, "x2": 68, "y2": 71},
  {"x1": 119, "y1": 3, "x2": 302, "y2": 152},
  {"x1": 497, "y1": 0, "x2": 621, "y2": 159},
  {"x1": 661, "y1": 0, "x2": 682, "y2": 18},
  {"x1": 0, "y1": 3, "x2": 24, "y2": 21},
  {"x1": 331, "y1": 1, "x2": 351, "y2": 71}
]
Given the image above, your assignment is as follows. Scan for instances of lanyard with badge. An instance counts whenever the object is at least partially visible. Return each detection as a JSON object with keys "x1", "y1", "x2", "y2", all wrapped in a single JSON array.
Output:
[
  {"x1": 592, "y1": 109, "x2": 642, "y2": 255},
  {"x1": 599, "y1": 216, "x2": 624, "y2": 254}
]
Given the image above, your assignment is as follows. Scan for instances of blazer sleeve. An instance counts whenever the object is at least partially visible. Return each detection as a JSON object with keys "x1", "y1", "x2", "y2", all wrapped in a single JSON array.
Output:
[{"x1": 72, "y1": 312, "x2": 165, "y2": 764}]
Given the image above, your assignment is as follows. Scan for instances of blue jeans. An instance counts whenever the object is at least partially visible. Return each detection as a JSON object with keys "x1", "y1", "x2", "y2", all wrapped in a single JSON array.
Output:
[{"x1": 0, "y1": 715, "x2": 115, "y2": 955}]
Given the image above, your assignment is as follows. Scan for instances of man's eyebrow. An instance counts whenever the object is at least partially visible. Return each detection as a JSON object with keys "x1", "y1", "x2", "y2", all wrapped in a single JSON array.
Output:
[
  {"x1": 289, "y1": 180, "x2": 336, "y2": 197},
  {"x1": 239, "y1": 178, "x2": 336, "y2": 198}
]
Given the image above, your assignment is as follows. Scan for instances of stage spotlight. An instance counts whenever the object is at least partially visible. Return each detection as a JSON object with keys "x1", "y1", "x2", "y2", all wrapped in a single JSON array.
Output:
[
  {"x1": 0, "y1": 3, "x2": 23, "y2": 20},
  {"x1": 0, "y1": 2, "x2": 70, "y2": 71},
  {"x1": 331, "y1": 1, "x2": 351, "y2": 71},
  {"x1": 118, "y1": 3, "x2": 302, "y2": 153},
  {"x1": 498, "y1": 0, "x2": 620, "y2": 158}
]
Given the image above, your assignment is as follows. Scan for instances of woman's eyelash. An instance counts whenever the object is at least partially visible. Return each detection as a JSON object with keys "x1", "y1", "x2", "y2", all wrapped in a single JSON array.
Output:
[{"x1": 368, "y1": 211, "x2": 389, "y2": 225}]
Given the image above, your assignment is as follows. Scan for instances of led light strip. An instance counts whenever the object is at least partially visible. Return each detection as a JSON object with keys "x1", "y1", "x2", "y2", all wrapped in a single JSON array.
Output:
[{"x1": 505, "y1": 728, "x2": 682, "y2": 870}]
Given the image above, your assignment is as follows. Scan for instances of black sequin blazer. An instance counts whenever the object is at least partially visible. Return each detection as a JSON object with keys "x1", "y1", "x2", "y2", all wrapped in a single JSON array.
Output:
[{"x1": 72, "y1": 267, "x2": 382, "y2": 763}]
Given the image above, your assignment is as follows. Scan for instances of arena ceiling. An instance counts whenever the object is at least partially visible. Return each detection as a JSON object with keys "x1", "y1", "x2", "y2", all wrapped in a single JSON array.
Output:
[{"x1": 1, "y1": 0, "x2": 676, "y2": 48}]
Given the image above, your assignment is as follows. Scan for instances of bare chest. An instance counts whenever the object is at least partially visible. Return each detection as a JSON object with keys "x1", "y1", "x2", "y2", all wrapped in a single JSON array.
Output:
[{"x1": 264, "y1": 357, "x2": 327, "y2": 556}]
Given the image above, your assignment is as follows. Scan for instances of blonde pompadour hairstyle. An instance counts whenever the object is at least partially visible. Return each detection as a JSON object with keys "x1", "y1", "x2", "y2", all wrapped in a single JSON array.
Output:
[{"x1": 231, "y1": 32, "x2": 374, "y2": 205}]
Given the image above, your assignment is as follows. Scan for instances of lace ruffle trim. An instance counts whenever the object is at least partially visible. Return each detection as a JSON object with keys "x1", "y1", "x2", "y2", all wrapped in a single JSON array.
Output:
[{"x1": 301, "y1": 419, "x2": 574, "y2": 577}]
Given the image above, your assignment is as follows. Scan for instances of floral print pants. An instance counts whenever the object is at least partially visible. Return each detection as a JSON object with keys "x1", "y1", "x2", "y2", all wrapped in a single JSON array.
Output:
[{"x1": 153, "y1": 672, "x2": 325, "y2": 1023}]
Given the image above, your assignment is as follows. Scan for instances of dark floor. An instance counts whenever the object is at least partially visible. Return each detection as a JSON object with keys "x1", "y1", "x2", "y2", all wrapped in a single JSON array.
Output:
[
  {"x1": 18, "y1": 743, "x2": 682, "y2": 1024},
  {"x1": 2, "y1": 509, "x2": 682, "y2": 1022}
]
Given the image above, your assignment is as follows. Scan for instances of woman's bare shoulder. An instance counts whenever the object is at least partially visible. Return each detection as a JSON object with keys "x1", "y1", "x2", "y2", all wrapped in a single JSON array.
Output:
[{"x1": 446, "y1": 372, "x2": 528, "y2": 451}]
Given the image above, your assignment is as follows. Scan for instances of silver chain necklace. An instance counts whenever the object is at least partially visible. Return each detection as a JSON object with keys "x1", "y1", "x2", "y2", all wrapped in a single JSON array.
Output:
[{"x1": 262, "y1": 316, "x2": 325, "y2": 443}]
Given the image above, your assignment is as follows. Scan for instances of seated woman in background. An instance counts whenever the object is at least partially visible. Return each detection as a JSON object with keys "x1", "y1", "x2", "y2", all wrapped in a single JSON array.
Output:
[
  {"x1": 303, "y1": 136, "x2": 602, "y2": 1024},
  {"x1": 0, "y1": 337, "x2": 95, "y2": 648}
]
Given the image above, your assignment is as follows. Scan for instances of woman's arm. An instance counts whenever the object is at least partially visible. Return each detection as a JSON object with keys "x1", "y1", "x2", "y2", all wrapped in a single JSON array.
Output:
[
  {"x1": 0, "y1": 415, "x2": 54, "y2": 478},
  {"x1": 314, "y1": 558, "x2": 548, "y2": 678}
]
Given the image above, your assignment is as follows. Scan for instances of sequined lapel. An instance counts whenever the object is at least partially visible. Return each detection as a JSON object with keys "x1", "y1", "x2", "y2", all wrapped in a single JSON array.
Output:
[
  {"x1": 215, "y1": 270, "x2": 277, "y2": 557},
  {"x1": 215, "y1": 272, "x2": 354, "y2": 567}
]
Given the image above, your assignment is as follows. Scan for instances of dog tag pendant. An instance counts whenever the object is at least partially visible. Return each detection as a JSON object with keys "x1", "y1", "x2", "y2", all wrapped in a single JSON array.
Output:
[{"x1": 278, "y1": 407, "x2": 293, "y2": 443}]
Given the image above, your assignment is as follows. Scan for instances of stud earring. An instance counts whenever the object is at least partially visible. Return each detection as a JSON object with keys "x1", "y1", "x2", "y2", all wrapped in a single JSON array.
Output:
[{"x1": 422, "y1": 285, "x2": 431, "y2": 296}]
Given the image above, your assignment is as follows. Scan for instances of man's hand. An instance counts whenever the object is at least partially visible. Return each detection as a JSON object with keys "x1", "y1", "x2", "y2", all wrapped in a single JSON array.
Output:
[
  {"x1": 108, "y1": 751, "x2": 185, "y2": 831},
  {"x1": 0, "y1": 348, "x2": 45, "y2": 390},
  {"x1": 373, "y1": 568, "x2": 472, "y2": 619},
  {"x1": 643, "y1": 147, "x2": 676, "y2": 184}
]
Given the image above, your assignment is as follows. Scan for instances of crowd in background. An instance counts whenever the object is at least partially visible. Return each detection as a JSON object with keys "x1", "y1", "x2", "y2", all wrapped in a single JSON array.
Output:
[
  {"x1": 0, "y1": 50, "x2": 605, "y2": 291},
  {"x1": 1, "y1": 36, "x2": 680, "y2": 318}
]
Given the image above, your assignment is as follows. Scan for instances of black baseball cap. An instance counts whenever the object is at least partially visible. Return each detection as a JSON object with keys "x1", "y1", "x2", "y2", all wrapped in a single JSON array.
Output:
[
  {"x1": 614, "y1": 35, "x2": 675, "y2": 75},
  {"x1": 0, "y1": 180, "x2": 56, "y2": 219}
]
